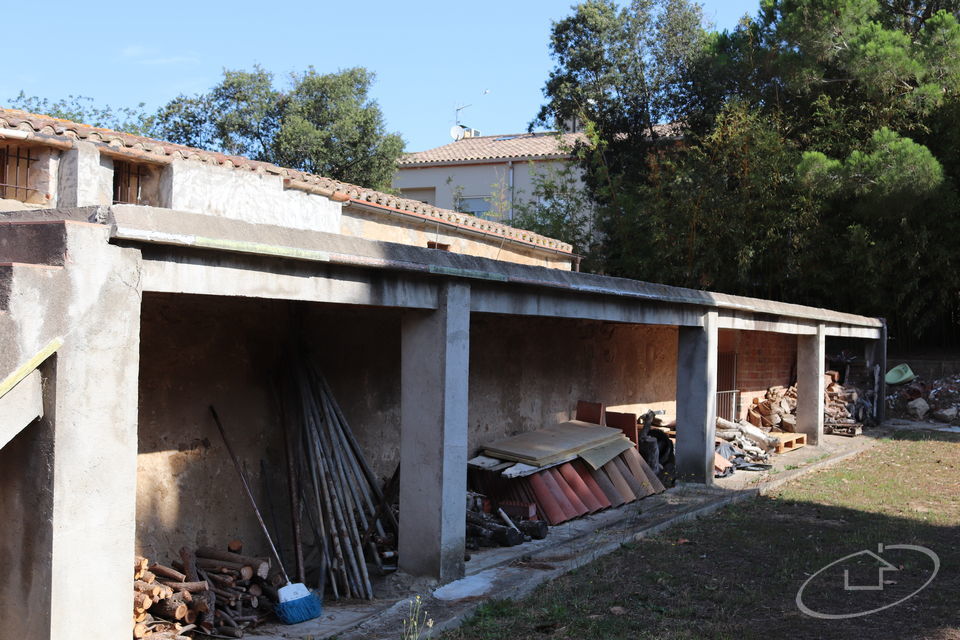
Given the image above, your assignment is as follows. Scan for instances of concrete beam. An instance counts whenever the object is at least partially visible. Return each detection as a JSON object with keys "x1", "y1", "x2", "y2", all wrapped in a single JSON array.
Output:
[
  {"x1": 797, "y1": 324, "x2": 826, "y2": 445},
  {"x1": 717, "y1": 312, "x2": 818, "y2": 335},
  {"x1": 0, "y1": 369, "x2": 43, "y2": 451},
  {"x1": 139, "y1": 249, "x2": 439, "y2": 310},
  {"x1": 823, "y1": 324, "x2": 882, "y2": 339},
  {"x1": 675, "y1": 311, "x2": 718, "y2": 484},
  {"x1": 470, "y1": 285, "x2": 704, "y2": 326},
  {"x1": 399, "y1": 281, "x2": 470, "y2": 581}
]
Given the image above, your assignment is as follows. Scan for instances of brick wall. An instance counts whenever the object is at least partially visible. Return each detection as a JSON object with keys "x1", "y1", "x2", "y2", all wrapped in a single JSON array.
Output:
[{"x1": 719, "y1": 330, "x2": 797, "y2": 419}]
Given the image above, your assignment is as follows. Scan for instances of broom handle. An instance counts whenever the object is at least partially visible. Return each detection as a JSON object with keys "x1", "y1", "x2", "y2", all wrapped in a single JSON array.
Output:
[{"x1": 210, "y1": 406, "x2": 291, "y2": 585}]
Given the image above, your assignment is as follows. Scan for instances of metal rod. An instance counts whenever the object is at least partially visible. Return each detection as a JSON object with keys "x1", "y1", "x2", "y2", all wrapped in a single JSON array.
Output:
[{"x1": 208, "y1": 406, "x2": 290, "y2": 585}]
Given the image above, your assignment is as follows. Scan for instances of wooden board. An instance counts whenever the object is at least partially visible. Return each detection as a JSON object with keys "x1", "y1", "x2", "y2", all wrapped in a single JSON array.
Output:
[
  {"x1": 484, "y1": 421, "x2": 624, "y2": 466},
  {"x1": 773, "y1": 432, "x2": 807, "y2": 454},
  {"x1": 578, "y1": 436, "x2": 635, "y2": 470}
]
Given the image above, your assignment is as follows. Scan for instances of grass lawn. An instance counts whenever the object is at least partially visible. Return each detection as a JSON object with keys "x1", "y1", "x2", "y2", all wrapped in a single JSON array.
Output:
[{"x1": 442, "y1": 431, "x2": 960, "y2": 640}]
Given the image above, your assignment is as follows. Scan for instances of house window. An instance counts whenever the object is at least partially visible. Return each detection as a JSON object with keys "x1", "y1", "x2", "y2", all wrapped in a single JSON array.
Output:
[
  {"x1": 0, "y1": 144, "x2": 39, "y2": 202},
  {"x1": 113, "y1": 160, "x2": 147, "y2": 204},
  {"x1": 456, "y1": 196, "x2": 492, "y2": 218},
  {"x1": 427, "y1": 241, "x2": 450, "y2": 251}
]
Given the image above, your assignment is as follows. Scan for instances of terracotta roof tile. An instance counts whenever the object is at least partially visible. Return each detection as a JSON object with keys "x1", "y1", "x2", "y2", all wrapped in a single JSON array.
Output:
[
  {"x1": 0, "y1": 108, "x2": 573, "y2": 254},
  {"x1": 398, "y1": 132, "x2": 582, "y2": 165},
  {"x1": 399, "y1": 124, "x2": 679, "y2": 166}
]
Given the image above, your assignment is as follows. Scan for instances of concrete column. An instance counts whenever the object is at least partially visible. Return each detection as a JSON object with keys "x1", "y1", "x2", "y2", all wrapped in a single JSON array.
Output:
[
  {"x1": 399, "y1": 281, "x2": 470, "y2": 581},
  {"x1": 865, "y1": 320, "x2": 888, "y2": 422},
  {"x1": 675, "y1": 311, "x2": 718, "y2": 484},
  {"x1": 57, "y1": 142, "x2": 111, "y2": 207},
  {"x1": 0, "y1": 221, "x2": 142, "y2": 640},
  {"x1": 797, "y1": 323, "x2": 826, "y2": 445}
]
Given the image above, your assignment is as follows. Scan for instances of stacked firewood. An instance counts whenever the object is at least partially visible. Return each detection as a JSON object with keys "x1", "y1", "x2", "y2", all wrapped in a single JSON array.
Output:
[
  {"x1": 746, "y1": 385, "x2": 799, "y2": 432},
  {"x1": 132, "y1": 556, "x2": 195, "y2": 639},
  {"x1": 824, "y1": 374, "x2": 861, "y2": 426},
  {"x1": 133, "y1": 542, "x2": 276, "y2": 639},
  {"x1": 743, "y1": 378, "x2": 864, "y2": 433}
]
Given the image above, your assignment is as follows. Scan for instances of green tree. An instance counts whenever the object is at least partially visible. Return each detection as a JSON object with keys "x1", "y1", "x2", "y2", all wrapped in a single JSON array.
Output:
[
  {"x1": 153, "y1": 66, "x2": 404, "y2": 189},
  {"x1": 538, "y1": 0, "x2": 960, "y2": 340},
  {"x1": 512, "y1": 157, "x2": 597, "y2": 260}
]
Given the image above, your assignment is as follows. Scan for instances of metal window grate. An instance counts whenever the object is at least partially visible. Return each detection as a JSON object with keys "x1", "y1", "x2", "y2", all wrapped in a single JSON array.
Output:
[
  {"x1": 0, "y1": 144, "x2": 38, "y2": 202},
  {"x1": 113, "y1": 160, "x2": 146, "y2": 204}
]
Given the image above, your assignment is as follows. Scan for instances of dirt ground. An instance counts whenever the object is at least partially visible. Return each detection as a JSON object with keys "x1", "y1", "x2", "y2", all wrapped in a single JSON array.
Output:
[{"x1": 440, "y1": 429, "x2": 960, "y2": 640}]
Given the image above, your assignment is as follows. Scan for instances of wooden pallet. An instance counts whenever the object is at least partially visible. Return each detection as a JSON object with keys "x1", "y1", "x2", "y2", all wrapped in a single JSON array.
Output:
[{"x1": 773, "y1": 432, "x2": 807, "y2": 454}]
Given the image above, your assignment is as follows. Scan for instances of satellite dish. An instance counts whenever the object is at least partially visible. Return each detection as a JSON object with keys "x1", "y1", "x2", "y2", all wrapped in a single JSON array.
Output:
[{"x1": 450, "y1": 125, "x2": 465, "y2": 141}]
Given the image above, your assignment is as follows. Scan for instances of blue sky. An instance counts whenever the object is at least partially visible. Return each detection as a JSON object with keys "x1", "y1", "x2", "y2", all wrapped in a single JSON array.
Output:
[{"x1": 4, "y1": 0, "x2": 757, "y2": 152}]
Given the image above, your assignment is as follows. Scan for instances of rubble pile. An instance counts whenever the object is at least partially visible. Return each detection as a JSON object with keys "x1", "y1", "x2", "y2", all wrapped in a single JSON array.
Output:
[{"x1": 887, "y1": 374, "x2": 960, "y2": 423}]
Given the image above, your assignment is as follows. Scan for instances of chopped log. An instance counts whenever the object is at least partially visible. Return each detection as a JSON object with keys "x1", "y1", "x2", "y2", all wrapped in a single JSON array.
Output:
[
  {"x1": 517, "y1": 520, "x2": 548, "y2": 540},
  {"x1": 179, "y1": 547, "x2": 199, "y2": 583},
  {"x1": 132, "y1": 621, "x2": 149, "y2": 638},
  {"x1": 135, "y1": 555, "x2": 149, "y2": 577},
  {"x1": 151, "y1": 598, "x2": 188, "y2": 621},
  {"x1": 780, "y1": 414, "x2": 797, "y2": 432},
  {"x1": 227, "y1": 539, "x2": 244, "y2": 553},
  {"x1": 134, "y1": 610, "x2": 148, "y2": 623},
  {"x1": 133, "y1": 591, "x2": 153, "y2": 613},
  {"x1": 149, "y1": 563, "x2": 187, "y2": 583},
  {"x1": 140, "y1": 570, "x2": 157, "y2": 584},
  {"x1": 205, "y1": 572, "x2": 236, "y2": 588},
  {"x1": 195, "y1": 558, "x2": 255, "y2": 581},
  {"x1": 195, "y1": 546, "x2": 270, "y2": 580},
  {"x1": 246, "y1": 583, "x2": 262, "y2": 597},
  {"x1": 134, "y1": 580, "x2": 162, "y2": 598},
  {"x1": 158, "y1": 580, "x2": 209, "y2": 593}
]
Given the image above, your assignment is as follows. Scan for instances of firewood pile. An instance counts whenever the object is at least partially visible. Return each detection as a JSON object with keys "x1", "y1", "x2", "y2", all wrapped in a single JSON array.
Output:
[
  {"x1": 133, "y1": 542, "x2": 275, "y2": 639},
  {"x1": 824, "y1": 373, "x2": 866, "y2": 431},
  {"x1": 742, "y1": 376, "x2": 867, "y2": 435},
  {"x1": 746, "y1": 386, "x2": 799, "y2": 432}
]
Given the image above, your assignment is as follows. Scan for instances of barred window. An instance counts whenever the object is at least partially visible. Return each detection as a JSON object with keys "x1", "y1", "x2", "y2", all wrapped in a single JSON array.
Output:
[
  {"x1": 0, "y1": 144, "x2": 39, "y2": 202},
  {"x1": 113, "y1": 160, "x2": 147, "y2": 204}
]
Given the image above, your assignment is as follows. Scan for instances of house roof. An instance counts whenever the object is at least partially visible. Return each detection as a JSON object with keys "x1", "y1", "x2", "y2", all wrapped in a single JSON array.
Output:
[
  {"x1": 0, "y1": 108, "x2": 574, "y2": 255},
  {"x1": 398, "y1": 124, "x2": 680, "y2": 166},
  {"x1": 398, "y1": 132, "x2": 583, "y2": 166}
]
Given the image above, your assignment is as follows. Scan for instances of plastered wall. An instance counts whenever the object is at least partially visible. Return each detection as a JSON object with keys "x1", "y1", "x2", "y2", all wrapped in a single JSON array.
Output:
[{"x1": 468, "y1": 317, "x2": 678, "y2": 454}]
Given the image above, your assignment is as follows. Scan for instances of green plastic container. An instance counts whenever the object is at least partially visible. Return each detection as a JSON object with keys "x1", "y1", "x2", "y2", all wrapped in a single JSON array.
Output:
[{"x1": 885, "y1": 363, "x2": 916, "y2": 385}]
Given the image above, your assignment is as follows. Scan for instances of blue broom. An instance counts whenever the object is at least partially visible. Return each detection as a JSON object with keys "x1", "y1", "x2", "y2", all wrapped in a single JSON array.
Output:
[{"x1": 210, "y1": 406, "x2": 323, "y2": 624}]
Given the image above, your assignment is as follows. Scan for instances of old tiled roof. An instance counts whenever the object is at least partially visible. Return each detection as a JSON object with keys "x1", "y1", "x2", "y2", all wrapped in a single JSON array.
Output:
[
  {"x1": 398, "y1": 124, "x2": 680, "y2": 166},
  {"x1": 398, "y1": 132, "x2": 583, "y2": 165},
  {"x1": 0, "y1": 108, "x2": 574, "y2": 255}
]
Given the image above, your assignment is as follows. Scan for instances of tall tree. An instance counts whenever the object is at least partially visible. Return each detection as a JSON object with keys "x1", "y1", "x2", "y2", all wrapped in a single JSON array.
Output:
[
  {"x1": 153, "y1": 66, "x2": 404, "y2": 189},
  {"x1": 535, "y1": 0, "x2": 960, "y2": 340}
]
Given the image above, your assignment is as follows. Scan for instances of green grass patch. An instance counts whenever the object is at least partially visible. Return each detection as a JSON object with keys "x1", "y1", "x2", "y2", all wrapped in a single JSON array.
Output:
[{"x1": 442, "y1": 437, "x2": 960, "y2": 640}]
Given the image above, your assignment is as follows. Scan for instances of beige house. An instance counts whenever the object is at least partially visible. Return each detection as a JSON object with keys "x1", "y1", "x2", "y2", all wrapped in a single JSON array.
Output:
[{"x1": 392, "y1": 131, "x2": 581, "y2": 221}]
